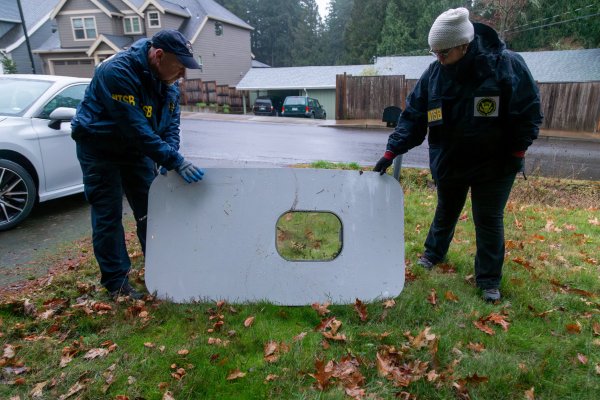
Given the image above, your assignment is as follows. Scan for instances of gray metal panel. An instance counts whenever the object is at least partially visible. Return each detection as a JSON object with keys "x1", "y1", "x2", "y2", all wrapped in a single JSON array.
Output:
[
  {"x1": 146, "y1": 168, "x2": 405, "y2": 305},
  {"x1": 187, "y1": 21, "x2": 251, "y2": 85}
]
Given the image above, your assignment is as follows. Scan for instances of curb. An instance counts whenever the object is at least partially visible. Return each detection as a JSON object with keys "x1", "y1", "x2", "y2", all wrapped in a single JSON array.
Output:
[{"x1": 180, "y1": 112, "x2": 599, "y2": 142}]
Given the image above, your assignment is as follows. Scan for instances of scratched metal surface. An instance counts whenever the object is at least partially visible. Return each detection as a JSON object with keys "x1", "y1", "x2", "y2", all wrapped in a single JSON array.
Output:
[{"x1": 145, "y1": 168, "x2": 404, "y2": 305}]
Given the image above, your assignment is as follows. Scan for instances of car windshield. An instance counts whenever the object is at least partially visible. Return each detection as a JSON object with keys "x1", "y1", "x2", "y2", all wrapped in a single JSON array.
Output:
[
  {"x1": 255, "y1": 100, "x2": 271, "y2": 105},
  {"x1": 0, "y1": 78, "x2": 53, "y2": 116},
  {"x1": 285, "y1": 97, "x2": 306, "y2": 105}
]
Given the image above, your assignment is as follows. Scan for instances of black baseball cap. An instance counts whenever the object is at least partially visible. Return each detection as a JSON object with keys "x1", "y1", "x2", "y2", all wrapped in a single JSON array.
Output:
[{"x1": 151, "y1": 29, "x2": 202, "y2": 69}]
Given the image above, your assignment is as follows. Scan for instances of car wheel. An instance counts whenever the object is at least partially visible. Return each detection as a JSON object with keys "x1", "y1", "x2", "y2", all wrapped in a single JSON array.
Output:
[
  {"x1": 310, "y1": 113, "x2": 315, "y2": 119},
  {"x1": 0, "y1": 159, "x2": 37, "y2": 231},
  {"x1": 322, "y1": 113, "x2": 327, "y2": 120}
]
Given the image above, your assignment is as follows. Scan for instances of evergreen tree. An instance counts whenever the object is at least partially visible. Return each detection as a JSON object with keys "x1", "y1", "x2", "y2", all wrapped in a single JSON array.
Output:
[
  {"x1": 290, "y1": 0, "x2": 325, "y2": 65},
  {"x1": 343, "y1": 0, "x2": 389, "y2": 64},
  {"x1": 322, "y1": 0, "x2": 355, "y2": 65},
  {"x1": 1, "y1": 54, "x2": 18, "y2": 74},
  {"x1": 376, "y1": 1, "x2": 419, "y2": 56}
]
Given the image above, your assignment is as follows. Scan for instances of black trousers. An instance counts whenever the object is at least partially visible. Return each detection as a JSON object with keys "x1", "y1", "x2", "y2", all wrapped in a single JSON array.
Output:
[
  {"x1": 76, "y1": 140, "x2": 156, "y2": 292},
  {"x1": 423, "y1": 173, "x2": 516, "y2": 290}
]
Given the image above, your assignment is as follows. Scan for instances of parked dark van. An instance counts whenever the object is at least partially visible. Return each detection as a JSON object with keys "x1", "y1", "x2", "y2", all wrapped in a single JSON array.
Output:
[
  {"x1": 252, "y1": 97, "x2": 278, "y2": 116},
  {"x1": 281, "y1": 96, "x2": 326, "y2": 119}
]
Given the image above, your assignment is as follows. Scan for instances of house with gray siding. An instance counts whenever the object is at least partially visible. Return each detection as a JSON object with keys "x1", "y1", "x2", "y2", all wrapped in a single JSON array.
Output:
[
  {"x1": 31, "y1": 0, "x2": 253, "y2": 86},
  {"x1": 0, "y1": 0, "x2": 61, "y2": 74},
  {"x1": 237, "y1": 49, "x2": 600, "y2": 120}
]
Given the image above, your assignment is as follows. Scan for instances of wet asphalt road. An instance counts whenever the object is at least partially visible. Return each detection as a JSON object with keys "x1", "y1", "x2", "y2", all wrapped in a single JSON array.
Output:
[{"x1": 1, "y1": 117, "x2": 599, "y2": 286}]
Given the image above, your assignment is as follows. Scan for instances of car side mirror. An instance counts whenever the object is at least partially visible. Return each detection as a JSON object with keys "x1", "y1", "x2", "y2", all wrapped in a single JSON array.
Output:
[{"x1": 47, "y1": 107, "x2": 76, "y2": 130}]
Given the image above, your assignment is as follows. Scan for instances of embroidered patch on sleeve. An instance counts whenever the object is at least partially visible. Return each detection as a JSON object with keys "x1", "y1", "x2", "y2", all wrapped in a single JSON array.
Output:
[
  {"x1": 474, "y1": 96, "x2": 499, "y2": 117},
  {"x1": 427, "y1": 107, "x2": 442, "y2": 123}
]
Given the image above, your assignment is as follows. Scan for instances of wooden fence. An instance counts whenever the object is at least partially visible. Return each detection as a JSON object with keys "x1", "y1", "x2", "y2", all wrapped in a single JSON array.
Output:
[
  {"x1": 537, "y1": 82, "x2": 600, "y2": 132},
  {"x1": 336, "y1": 74, "x2": 600, "y2": 133},
  {"x1": 336, "y1": 73, "x2": 408, "y2": 120},
  {"x1": 179, "y1": 79, "x2": 249, "y2": 111}
]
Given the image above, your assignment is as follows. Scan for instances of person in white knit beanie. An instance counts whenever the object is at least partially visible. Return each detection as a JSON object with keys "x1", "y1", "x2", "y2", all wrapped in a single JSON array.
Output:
[
  {"x1": 374, "y1": 7, "x2": 543, "y2": 302},
  {"x1": 428, "y1": 7, "x2": 475, "y2": 65}
]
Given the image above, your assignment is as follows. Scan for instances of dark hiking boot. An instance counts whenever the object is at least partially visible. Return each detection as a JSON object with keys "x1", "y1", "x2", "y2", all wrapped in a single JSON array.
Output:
[
  {"x1": 109, "y1": 283, "x2": 144, "y2": 300},
  {"x1": 417, "y1": 255, "x2": 435, "y2": 270},
  {"x1": 482, "y1": 288, "x2": 501, "y2": 302}
]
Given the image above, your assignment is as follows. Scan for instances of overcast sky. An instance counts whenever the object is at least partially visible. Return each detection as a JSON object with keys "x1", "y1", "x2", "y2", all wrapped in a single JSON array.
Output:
[{"x1": 315, "y1": 0, "x2": 331, "y2": 19}]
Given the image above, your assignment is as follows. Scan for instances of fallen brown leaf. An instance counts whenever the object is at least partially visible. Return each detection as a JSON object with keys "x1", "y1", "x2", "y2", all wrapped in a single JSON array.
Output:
[
  {"x1": 525, "y1": 387, "x2": 535, "y2": 400},
  {"x1": 163, "y1": 391, "x2": 175, "y2": 400},
  {"x1": 311, "y1": 302, "x2": 331, "y2": 316},
  {"x1": 566, "y1": 322, "x2": 582, "y2": 334},
  {"x1": 83, "y1": 348, "x2": 109, "y2": 360},
  {"x1": 293, "y1": 332, "x2": 307, "y2": 342},
  {"x1": 354, "y1": 298, "x2": 368, "y2": 322},
  {"x1": 467, "y1": 342, "x2": 485, "y2": 353},
  {"x1": 427, "y1": 289, "x2": 437, "y2": 306},
  {"x1": 29, "y1": 381, "x2": 48, "y2": 398},
  {"x1": 445, "y1": 290, "x2": 459, "y2": 302},
  {"x1": 309, "y1": 359, "x2": 333, "y2": 390},
  {"x1": 473, "y1": 320, "x2": 495, "y2": 336},
  {"x1": 243, "y1": 316, "x2": 255, "y2": 328},
  {"x1": 383, "y1": 299, "x2": 396, "y2": 309},
  {"x1": 226, "y1": 369, "x2": 246, "y2": 380}
]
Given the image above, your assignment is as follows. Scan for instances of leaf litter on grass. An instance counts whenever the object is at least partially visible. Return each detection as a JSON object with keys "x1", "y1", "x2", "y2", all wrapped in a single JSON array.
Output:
[{"x1": 1, "y1": 168, "x2": 599, "y2": 399}]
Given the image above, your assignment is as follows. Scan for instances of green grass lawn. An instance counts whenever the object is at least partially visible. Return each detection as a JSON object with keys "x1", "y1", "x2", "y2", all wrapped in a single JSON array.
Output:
[{"x1": 1, "y1": 165, "x2": 598, "y2": 400}]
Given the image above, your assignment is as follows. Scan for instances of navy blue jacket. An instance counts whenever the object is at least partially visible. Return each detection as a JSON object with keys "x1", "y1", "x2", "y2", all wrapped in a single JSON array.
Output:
[
  {"x1": 72, "y1": 38, "x2": 183, "y2": 170},
  {"x1": 387, "y1": 23, "x2": 543, "y2": 183}
]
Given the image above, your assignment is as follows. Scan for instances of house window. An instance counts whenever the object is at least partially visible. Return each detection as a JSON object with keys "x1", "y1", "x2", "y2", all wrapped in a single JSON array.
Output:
[
  {"x1": 147, "y1": 11, "x2": 160, "y2": 28},
  {"x1": 124, "y1": 16, "x2": 142, "y2": 34},
  {"x1": 215, "y1": 22, "x2": 223, "y2": 36},
  {"x1": 72, "y1": 17, "x2": 97, "y2": 40}
]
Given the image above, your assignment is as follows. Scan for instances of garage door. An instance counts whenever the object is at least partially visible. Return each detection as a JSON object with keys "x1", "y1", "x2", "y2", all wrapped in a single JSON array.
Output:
[{"x1": 52, "y1": 59, "x2": 94, "y2": 78}]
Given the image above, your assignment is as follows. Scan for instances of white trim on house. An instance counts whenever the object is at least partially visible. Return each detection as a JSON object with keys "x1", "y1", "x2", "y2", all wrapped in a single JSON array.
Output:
[
  {"x1": 139, "y1": 0, "x2": 166, "y2": 14},
  {"x1": 5, "y1": 11, "x2": 53, "y2": 53},
  {"x1": 59, "y1": 9, "x2": 103, "y2": 15},
  {"x1": 191, "y1": 16, "x2": 209, "y2": 44},
  {"x1": 47, "y1": 57, "x2": 94, "y2": 75},
  {"x1": 119, "y1": 0, "x2": 144, "y2": 17},
  {"x1": 33, "y1": 48, "x2": 88, "y2": 54},
  {"x1": 123, "y1": 15, "x2": 143, "y2": 34},
  {"x1": 146, "y1": 11, "x2": 161, "y2": 28},
  {"x1": 70, "y1": 16, "x2": 98, "y2": 41},
  {"x1": 92, "y1": 50, "x2": 116, "y2": 65},
  {"x1": 139, "y1": 0, "x2": 190, "y2": 18},
  {"x1": 50, "y1": 0, "x2": 71, "y2": 19},
  {"x1": 209, "y1": 16, "x2": 255, "y2": 32},
  {"x1": 89, "y1": 0, "x2": 123, "y2": 17},
  {"x1": 51, "y1": 0, "x2": 120, "y2": 19},
  {"x1": 86, "y1": 34, "x2": 121, "y2": 56}
]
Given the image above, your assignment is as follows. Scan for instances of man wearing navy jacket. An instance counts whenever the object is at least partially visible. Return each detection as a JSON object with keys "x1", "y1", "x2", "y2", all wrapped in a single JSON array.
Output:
[
  {"x1": 373, "y1": 8, "x2": 542, "y2": 302},
  {"x1": 72, "y1": 30, "x2": 204, "y2": 299}
]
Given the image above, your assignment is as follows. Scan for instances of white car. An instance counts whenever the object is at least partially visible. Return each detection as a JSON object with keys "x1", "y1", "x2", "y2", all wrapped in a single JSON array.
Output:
[{"x1": 0, "y1": 74, "x2": 90, "y2": 231}]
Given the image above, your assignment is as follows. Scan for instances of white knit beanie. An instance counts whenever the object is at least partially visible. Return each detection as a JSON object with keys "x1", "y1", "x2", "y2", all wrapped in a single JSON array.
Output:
[{"x1": 428, "y1": 8, "x2": 475, "y2": 51}]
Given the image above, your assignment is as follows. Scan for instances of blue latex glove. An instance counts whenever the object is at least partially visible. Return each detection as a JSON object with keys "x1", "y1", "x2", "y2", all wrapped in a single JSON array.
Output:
[
  {"x1": 176, "y1": 159, "x2": 204, "y2": 183},
  {"x1": 159, "y1": 166, "x2": 168, "y2": 175}
]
